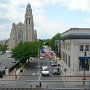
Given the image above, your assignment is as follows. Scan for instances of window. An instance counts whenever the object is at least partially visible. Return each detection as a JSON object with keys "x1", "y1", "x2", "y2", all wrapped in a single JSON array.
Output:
[
  {"x1": 85, "y1": 45, "x2": 89, "y2": 51},
  {"x1": 26, "y1": 18, "x2": 28, "y2": 24},
  {"x1": 29, "y1": 18, "x2": 31, "y2": 24},
  {"x1": 63, "y1": 52, "x2": 65, "y2": 62},
  {"x1": 80, "y1": 45, "x2": 84, "y2": 51},
  {"x1": 66, "y1": 54, "x2": 67, "y2": 64},
  {"x1": 68, "y1": 45, "x2": 70, "y2": 51},
  {"x1": 68, "y1": 55, "x2": 70, "y2": 67},
  {"x1": 18, "y1": 30, "x2": 23, "y2": 41},
  {"x1": 80, "y1": 45, "x2": 89, "y2": 51}
]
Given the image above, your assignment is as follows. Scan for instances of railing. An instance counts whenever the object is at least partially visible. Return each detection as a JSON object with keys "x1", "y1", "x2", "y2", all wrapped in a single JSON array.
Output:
[
  {"x1": 0, "y1": 80, "x2": 90, "y2": 89},
  {"x1": 0, "y1": 75, "x2": 90, "y2": 90}
]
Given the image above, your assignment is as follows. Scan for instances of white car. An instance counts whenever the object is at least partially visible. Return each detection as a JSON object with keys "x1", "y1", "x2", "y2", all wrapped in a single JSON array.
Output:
[
  {"x1": 41, "y1": 66, "x2": 49, "y2": 76},
  {"x1": 40, "y1": 57, "x2": 44, "y2": 59}
]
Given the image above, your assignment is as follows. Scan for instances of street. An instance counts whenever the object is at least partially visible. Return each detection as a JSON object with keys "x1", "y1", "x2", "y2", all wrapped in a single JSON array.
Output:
[
  {"x1": 0, "y1": 53, "x2": 89, "y2": 89},
  {"x1": 18, "y1": 57, "x2": 65, "y2": 88}
]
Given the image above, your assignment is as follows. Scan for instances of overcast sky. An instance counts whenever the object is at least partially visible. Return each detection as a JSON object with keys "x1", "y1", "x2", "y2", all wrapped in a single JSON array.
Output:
[{"x1": 0, "y1": 0, "x2": 90, "y2": 40}]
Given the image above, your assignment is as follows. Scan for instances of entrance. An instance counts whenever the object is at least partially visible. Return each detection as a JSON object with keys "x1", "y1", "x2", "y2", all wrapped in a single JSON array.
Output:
[{"x1": 79, "y1": 58, "x2": 89, "y2": 71}]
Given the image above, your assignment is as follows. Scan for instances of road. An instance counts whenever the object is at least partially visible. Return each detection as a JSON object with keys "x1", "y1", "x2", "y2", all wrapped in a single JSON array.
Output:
[{"x1": 18, "y1": 57, "x2": 65, "y2": 88}]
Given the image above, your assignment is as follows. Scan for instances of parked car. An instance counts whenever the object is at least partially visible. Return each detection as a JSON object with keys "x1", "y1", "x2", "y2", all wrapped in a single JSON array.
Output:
[
  {"x1": 50, "y1": 60, "x2": 57, "y2": 66},
  {"x1": 0, "y1": 67, "x2": 7, "y2": 74},
  {"x1": 52, "y1": 66, "x2": 61, "y2": 75},
  {"x1": 41, "y1": 66, "x2": 50, "y2": 76},
  {"x1": 40, "y1": 57, "x2": 44, "y2": 59}
]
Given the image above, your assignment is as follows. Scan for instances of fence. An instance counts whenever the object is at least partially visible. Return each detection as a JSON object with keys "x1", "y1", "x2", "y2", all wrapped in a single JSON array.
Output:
[
  {"x1": 0, "y1": 79, "x2": 90, "y2": 90},
  {"x1": 0, "y1": 75, "x2": 90, "y2": 90}
]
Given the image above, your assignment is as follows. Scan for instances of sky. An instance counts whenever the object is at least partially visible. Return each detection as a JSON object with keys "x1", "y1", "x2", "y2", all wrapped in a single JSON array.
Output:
[{"x1": 0, "y1": 0, "x2": 90, "y2": 40}]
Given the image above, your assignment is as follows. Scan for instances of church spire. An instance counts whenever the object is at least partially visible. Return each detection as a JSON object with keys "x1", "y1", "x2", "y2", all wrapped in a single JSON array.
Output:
[
  {"x1": 27, "y1": 3, "x2": 31, "y2": 8},
  {"x1": 25, "y1": 3, "x2": 32, "y2": 25},
  {"x1": 26, "y1": 3, "x2": 31, "y2": 14}
]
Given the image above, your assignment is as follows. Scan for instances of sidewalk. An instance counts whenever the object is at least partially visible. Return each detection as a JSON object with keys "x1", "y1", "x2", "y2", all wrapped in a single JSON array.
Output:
[
  {"x1": 57, "y1": 59, "x2": 90, "y2": 88},
  {"x1": 0, "y1": 65, "x2": 26, "y2": 80}
]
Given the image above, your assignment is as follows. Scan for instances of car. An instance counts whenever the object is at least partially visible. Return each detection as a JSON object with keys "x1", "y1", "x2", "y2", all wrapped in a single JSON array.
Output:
[
  {"x1": 40, "y1": 57, "x2": 44, "y2": 59},
  {"x1": 52, "y1": 66, "x2": 61, "y2": 75},
  {"x1": 41, "y1": 66, "x2": 50, "y2": 76},
  {"x1": 50, "y1": 60, "x2": 57, "y2": 66},
  {"x1": 0, "y1": 67, "x2": 7, "y2": 75}
]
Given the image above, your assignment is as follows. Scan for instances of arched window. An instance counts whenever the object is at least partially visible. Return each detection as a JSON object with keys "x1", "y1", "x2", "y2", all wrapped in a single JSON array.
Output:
[
  {"x1": 18, "y1": 30, "x2": 23, "y2": 41},
  {"x1": 26, "y1": 18, "x2": 28, "y2": 24}
]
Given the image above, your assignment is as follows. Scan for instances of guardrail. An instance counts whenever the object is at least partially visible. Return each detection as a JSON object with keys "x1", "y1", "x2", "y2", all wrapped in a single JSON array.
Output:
[
  {"x1": 0, "y1": 79, "x2": 90, "y2": 90},
  {"x1": 0, "y1": 75, "x2": 90, "y2": 90}
]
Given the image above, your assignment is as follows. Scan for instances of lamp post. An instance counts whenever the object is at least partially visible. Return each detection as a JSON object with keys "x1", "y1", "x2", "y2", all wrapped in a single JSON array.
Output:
[
  {"x1": 12, "y1": 59, "x2": 17, "y2": 80},
  {"x1": 82, "y1": 51, "x2": 86, "y2": 85},
  {"x1": 14, "y1": 59, "x2": 17, "y2": 80}
]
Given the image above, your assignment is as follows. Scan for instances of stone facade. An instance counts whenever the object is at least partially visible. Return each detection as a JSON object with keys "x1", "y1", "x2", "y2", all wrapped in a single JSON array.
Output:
[
  {"x1": 61, "y1": 28, "x2": 90, "y2": 75},
  {"x1": 9, "y1": 3, "x2": 37, "y2": 49}
]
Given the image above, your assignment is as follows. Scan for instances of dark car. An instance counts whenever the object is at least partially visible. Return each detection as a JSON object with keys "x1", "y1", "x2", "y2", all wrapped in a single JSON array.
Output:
[
  {"x1": 0, "y1": 67, "x2": 7, "y2": 74},
  {"x1": 50, "y1": 60, "x2": 57, "y2": 66},
  {"x1": 52, "y1": 66, "x2": 61, "y2": 75}
]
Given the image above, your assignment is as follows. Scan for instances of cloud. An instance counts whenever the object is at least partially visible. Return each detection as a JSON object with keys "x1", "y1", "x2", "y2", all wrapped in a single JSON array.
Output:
[
  {"x1": 63, "y1": 0, "x2": 90, "y2": 12},
  {"x1": 0, "y1": 0, "x2": 90, "y2": 40},
  {"x1": 0, "y1": 24, "x2": 11, "y2": 40}
]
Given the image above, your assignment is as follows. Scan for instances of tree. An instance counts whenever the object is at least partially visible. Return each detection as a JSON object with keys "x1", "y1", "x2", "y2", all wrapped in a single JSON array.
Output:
[
  {"x1": 50, "y1": 33, "x2": 61, "y2": 50},
  {"x1": 11, "y1": 41, "x2": 43, "y2": 62},
  {"x1": 0, "y1": 44, "x2": 7, "y2": 52}
]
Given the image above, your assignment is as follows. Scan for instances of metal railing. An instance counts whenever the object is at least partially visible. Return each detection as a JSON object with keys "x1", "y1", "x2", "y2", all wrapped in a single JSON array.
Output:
[
  {"x1": 0, "y1": 80, "x2": 90, "y2": 89},
  {"x1": 0, "y1": 75, "x2": 90, "y2": 90}
]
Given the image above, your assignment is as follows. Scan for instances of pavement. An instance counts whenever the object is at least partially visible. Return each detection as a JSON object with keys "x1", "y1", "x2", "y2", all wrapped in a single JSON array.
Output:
[
  {"x1": 0, "y1": 65, "x2": 26, "y2": 80},
  {"x1": 57, "y1": 59, "x2": 90, "y2": 89},
  {"x1": 1, "y1": 59, "x2": 90, "y2": 81}
]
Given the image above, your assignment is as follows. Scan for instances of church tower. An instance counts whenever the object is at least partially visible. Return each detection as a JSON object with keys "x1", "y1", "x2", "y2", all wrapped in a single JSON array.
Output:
[
  {"x1": 9, "y1": 3, "x2": 37, "y2": 49},
  {"x1": 25, "y1": 3, "x2": 34, "y2": 41}
]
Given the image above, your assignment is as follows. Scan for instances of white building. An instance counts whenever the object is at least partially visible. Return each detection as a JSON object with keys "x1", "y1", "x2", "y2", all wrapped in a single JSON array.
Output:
[
  {"x1": 61, "y1": 28, "x2": 90, "y2": 75},
  {"x1": 9, "y1": 3, "x2": 37, "y2": 49}
]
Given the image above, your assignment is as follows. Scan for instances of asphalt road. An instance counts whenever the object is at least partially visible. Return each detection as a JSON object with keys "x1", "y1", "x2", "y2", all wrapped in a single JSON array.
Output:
[{"x1": 19, "y1": 57, "x2": 65, "y2": 88}]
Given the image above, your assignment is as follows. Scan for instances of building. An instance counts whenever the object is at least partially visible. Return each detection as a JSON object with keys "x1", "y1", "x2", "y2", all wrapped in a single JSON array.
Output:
[
  {"x1": 61, "y1": 28, "x2": 90, "y2": 75},
  {"x1": 9, "y1": 3, "x2": 37, "y2": 49},
  {"x1": 55, "y1": 40, "x2": 61, "y2": 56}
]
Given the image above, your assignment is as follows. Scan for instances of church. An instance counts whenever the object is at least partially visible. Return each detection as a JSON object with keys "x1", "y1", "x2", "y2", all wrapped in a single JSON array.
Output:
[{"x1": 9, "y1": 3, "x2": 37, "y2": 49}]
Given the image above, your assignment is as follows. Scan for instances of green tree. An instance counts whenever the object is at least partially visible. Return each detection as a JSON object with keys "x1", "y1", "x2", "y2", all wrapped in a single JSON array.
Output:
[
  {"x1": 0, "y1": 44, "x2": 7, "y2": 52},
  {"x1": 50, "y1": 33, "x2": 61, "y2": 50},
  {"x1": 11, "y1": 41, "x2": 43, "y2": 62}
]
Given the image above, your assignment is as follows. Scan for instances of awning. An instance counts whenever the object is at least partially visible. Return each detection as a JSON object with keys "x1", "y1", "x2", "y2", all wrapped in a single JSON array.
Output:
[{"x1": 79, "y1": 56, "x2": 90, "y2": 60}]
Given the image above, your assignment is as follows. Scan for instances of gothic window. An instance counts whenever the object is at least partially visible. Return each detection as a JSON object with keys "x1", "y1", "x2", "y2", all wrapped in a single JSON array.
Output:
[
  {"x1": 26, "y1": 18, "x2": 28, "y2": 24},
  {"x1": 18, "y1": 30, "x2": 23, "y2": 41}
]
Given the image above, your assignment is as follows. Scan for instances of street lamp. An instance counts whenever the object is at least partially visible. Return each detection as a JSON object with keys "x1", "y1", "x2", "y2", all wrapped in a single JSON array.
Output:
[
  {"x1": 15, "y1": 59, "x2": 17, "y2": 80},
  {"x1": 82, "y1": 51, "x2": 86, "y2": 85},
  {"x1": 12, "y1": 59, "x2": 17, "y2": 80}
]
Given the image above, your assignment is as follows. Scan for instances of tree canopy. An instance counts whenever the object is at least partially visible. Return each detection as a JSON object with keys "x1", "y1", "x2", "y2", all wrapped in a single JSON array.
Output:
[
  {"x1": 50, "y1": 33, "x2": 61, "y2": 50},
  {"x1": 11, "y1": 41, "x2": 43, "y2": 62},
  {"x1": 0, "y1": 44, "x2": 7, "y2": 52}
]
